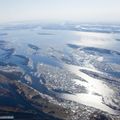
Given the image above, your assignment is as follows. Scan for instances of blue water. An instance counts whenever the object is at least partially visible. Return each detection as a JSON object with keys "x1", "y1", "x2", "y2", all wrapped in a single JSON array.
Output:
[{"x1": 0, "y1": 23, "x2": 120, "y2": 115}]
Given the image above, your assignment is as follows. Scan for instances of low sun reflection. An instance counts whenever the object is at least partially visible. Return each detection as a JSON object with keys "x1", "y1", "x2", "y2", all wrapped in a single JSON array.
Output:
[{"x1": 61, "y1": 64, "x2": 119, "y2": 115}]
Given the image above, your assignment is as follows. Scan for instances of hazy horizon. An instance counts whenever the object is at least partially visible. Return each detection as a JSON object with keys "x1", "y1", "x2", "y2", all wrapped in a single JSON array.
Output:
[{"x1": 0, "y1": 0, "x2": 120, "y2": 24}]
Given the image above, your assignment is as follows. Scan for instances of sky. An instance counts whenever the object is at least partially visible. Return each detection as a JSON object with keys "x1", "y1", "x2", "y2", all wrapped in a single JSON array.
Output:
[{"x1": 0, "y1": 0, "x2": 120, "y2": 24}]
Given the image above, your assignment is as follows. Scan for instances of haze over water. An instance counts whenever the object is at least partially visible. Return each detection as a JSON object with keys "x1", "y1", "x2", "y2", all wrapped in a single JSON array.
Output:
[
  {"x1": 0, "y1": 0, "x2": 120, "y2": 119},
  {"x1": 0, "y1": 23, "x2": 120, "y2": 116}
]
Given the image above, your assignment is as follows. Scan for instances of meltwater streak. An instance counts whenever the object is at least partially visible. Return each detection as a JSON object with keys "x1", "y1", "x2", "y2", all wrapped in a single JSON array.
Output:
[{"x1": 59, "y1": 64, "x2": 120, "y2": 115}]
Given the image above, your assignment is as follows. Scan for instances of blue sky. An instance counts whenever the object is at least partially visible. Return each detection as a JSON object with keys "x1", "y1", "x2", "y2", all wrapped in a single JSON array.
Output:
[{"x1": 0, "y1": 0, "x2": 120, "y2": 23}]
